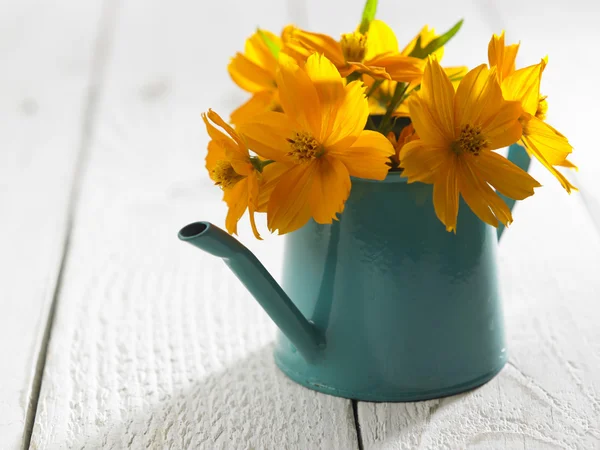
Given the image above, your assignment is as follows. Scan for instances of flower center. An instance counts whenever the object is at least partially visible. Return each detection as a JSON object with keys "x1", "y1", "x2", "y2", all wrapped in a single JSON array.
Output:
[
  {"x1": 536, "y1": 95, "x2": 548, "y2": 120},
  {"x1": 286, "y1": 131, "x2": 323, "y2": 164},
  {"x1": 211, "y1": 160, "x2": 244, "y2": 189},
  {"x1": 341, "y1": 32, "x2": 367, "y2": 62},
  {"x1": 450, "y1": 125, "x2": 489, "y2": 156}
]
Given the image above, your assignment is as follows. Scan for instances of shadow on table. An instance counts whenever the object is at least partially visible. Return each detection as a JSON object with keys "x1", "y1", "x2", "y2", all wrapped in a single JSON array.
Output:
[{"x1": 76, "y1": 344, "x2": 356, "y2": 449}]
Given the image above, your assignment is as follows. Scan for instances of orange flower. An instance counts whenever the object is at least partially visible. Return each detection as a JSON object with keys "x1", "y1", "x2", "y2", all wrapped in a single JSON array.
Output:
[
  {"x1": 238, "y1": 53, "x2": 394, "y2": 234},
  {"x1": 387, "y1": 123, "x2": 418, "y2": 167}
]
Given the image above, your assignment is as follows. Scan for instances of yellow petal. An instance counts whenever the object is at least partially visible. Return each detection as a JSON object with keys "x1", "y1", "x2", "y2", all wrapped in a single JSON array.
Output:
[
  {"x1": 558, "y1": 158, "x2": 578, "y2": 170},
  {"x1": 455, "y1": 64, "x2": 505, "y2": 130},
  {"x1": 523, "y1": 116, "x2": 573, "y2": 165},
  {"x1": 246, "y1": 173, "x2": 262, "y2": 239},
  {"x1": 420, "y1": 57, "x2": 455, "y2": 139},
  {"x1": 267, "y1": 163, "x2": 316, "y2": 234},
  {"x1": 487, "y1": 31, "x2": 519, "y2": 81},
  {"x1": 323, "y1": 80, "x2": 369, "y2": 147},
  {"x1": 328, "y1": 130, "x2": 394, "y2": 180},
  {"x1": 276, "y1": 53, "x2": 322, "y2": 137},
  {"x1": 230, "y1": 91, "x2": 276, "y2": 125},
  {"x1": 501, "y1": 62, "x2": 544, "y2": 116},
  {"x1": 433, "y1": 157, "x2": 460, "y2": 232},
  {"x1": 206, "y1": 109, "x2": 251, "y2": 175},
  {"x1": 458, "y1": 158, "x2": 513, "y2": 227},
  {"x1": 479, "y1": 100, "x2": 523, "y2": 150},
  {"x1": 344, "y1": 62, "x2": 391, "y2": 80},
  {"x1": 287, "y1": 28, "x2": 345, "y2": 68},
  {"x1": 407, "y1": 94, "x2": 450, "y2": 146},
  {"x1": 399, "y1": 139, "x2": 450, "y2": 184},
  {"x1": 223, "y1": 178, "x2": 249, "y2": 235},
  {"x1": 244, "y1": 30, "x2": 280, "y2": 79},
  {"x1": 364, "y1": 20, "x2": 399, "y2": 59},
  {"x1": 237, "y1": 111, "x2": 297, "y2": 163},
  {"x1": 309, "y1": 157, "x2": 351, "y2": 224},
  {"x1": 472, "y1": 150, "x2": 540, "y2": 200},
  {"x1": 521, "y1": 132, "x2": 577, "y2": 193},
  {"x1": 228, "y1": 53, "x2": 276, "y2": 93}
]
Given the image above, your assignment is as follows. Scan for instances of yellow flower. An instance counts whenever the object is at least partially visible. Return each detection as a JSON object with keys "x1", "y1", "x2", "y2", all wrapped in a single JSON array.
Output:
[
  {"x1": 488, "y1": 32, "x2": 576, "y2": 192},
  {"x1": 203, "y1": 109, "x2": 263, "y2": 238},
  {"x1": 400, "y1": 58, "x2": 541, "y2": 232},
  {"x1": 238, "y1": 53, "x2": 394, "y2": 234},
  {"x1": 366, "y1": 25, "x2": 467, "y2": 117},
  {"x1": 285, "y1": 20, "x2": 425, "y2": 82},
  {"x1": 228, "y1": 30, "x2": 282, "y2": 125}
]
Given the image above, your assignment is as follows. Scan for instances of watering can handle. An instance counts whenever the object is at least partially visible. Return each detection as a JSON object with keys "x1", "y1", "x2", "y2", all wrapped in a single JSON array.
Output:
[{"x1": 497, "y1": 143, "x2": 532, "y2": 239}]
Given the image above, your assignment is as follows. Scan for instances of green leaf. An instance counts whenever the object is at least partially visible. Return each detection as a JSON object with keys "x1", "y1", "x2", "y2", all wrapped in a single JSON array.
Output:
[
  {"x1": 257, "y1": 28, "x2": 280, "y2": 59},
  {"x1": 409, "y1": 19, "x2": 464, "y2": 59},
  {"x1": 359, "y1": 0, "x2": 378, "y2": 34}
]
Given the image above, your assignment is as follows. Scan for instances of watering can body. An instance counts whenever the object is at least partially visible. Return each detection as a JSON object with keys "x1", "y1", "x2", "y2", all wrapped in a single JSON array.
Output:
[{"x1": 180, "y1": 144, "x2": 529, "y2": 402}]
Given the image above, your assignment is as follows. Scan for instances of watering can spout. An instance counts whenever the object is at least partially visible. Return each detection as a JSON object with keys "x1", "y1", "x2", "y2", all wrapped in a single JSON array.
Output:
[{"x1": 178, "y1": 222, "x2": 324, "y2": 361}]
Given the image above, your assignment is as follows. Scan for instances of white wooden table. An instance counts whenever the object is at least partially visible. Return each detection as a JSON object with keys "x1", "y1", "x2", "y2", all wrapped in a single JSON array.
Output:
[{"x1": 2, "y1": 0, "x2": 599, "y2": 448}]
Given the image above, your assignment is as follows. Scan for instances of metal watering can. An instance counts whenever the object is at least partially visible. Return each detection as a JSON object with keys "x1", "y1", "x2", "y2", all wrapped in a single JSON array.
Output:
[{"x1": 178, "y1": 144, "x2": 530, "y2": 402}]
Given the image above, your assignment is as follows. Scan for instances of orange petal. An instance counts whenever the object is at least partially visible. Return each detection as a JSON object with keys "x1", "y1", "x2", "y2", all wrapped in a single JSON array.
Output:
[
  {"x1": 206, "y1": 140, "x2": 227, "y2": 173},
  {"x1": 523, "y1": 116, "x2": 573, "y2": 165},
  {"x1": 288, "y1": 28, "x2": 346, "y2": 68},
  {"x1": 237, "y1": 111, "x2": 297, "y2": 163},
  {"x1": 230, "y1": 91, "x2": 276, "y2": 125},
  {"x1": 345, "y1": 62, "x2": 391, "y2": 80},
  {"x1": 328, "y1": 130, "x2": 394, "y2": 180},
  {"x1": 432, "y1": 157, "x2": 460, "y2": 232},
  {"x1": 244, "y1": 30, "x2": 280, "y2": 79},
  {"x1": 223, "y1": 178, "x2": 249, "y2": 235},
  {"x1": 228, "y1": 53, "x2": 276, "y2": 93},
  {"x1": 267, "y1": 163, "x2": 316, "y2": 234},
  {"x1": 309, "y1": 157, "x2": 351, "y2": 224},
  {"x1": 323, "y1": 80, "x2": 369, "y2": 147},
  {"x1": 246, "y1": 173, "x2": 263, "y2": 239},
  {"x1": 276, "y1": 53, "x2": 322, "y2": 137},
  {"x1": 399, "y1": 139, "x2": 449, "y2": 184},
  {"x1": 257, "y1": 162, "x2": 293, "y2": 211},
  {"x1": 363, "y1": 54, "x2": 424, "y2": 82},
  {"x1": 487, "y1": 31, "x2": 519, "y2": 81}
]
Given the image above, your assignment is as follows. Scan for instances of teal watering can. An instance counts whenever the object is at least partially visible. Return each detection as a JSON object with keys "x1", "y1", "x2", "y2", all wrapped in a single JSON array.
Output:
[{"x1": 178, "y1": 144, "x2": 530, "y2": 402}]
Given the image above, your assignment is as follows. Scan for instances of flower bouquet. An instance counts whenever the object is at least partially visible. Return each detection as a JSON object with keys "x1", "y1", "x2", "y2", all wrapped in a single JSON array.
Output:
[
  {"x1": 203, "y1": 0, "x2": 575, "y2": 238},
  {"x1": 181, "y1": 0, "x2": 577, "y2": 401}
]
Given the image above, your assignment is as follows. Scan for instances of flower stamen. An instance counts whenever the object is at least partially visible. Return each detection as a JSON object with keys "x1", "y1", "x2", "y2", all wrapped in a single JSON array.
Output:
[
  {"x1": 211, "y1": 160, "x2": 244, "y2": 189},
  {"x1": 450, "y1": 125, "x2": 489, "y2": 156},
  {"x1": 341, "y1": 31, "x2": 367, "y2": 62},
  {"x1": 286, "y1": 131, "x2": 323, "y2": 163},
  {"x1": 536, "y1": 95, "x2": 548, "y2": 120}
]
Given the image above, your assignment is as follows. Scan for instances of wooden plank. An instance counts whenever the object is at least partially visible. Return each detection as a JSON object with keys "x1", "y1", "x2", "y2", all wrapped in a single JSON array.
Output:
[
  {"x1": 353, "y1": 1, "x2": 600, "y2": 448},
  {"x1": 30, "y1": 0, "x2": 358, "y2": 448},
  {"x1": 0, "y1": 1, "x2": 104, "y2": 448}
]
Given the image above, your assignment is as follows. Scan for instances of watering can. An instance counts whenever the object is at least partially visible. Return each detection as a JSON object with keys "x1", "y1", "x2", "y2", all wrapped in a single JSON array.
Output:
[{"x1": 178, "y1": 144, "x2": 530, "y2": 401}]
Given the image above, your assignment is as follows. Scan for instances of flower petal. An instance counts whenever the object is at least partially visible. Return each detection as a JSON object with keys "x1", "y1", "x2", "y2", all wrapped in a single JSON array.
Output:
[
  {"x1": 276, "y1": 53, "x2": 322, "y2": 137},
  {"x1": 206, "y1": 140, "x2": 227, "y2": 172},
  {"x1": 433, "y1": 157, "x2": 460, "y2": 232},
  {"x1": 230, "y1": 91, "x2": 276, "y2": 125},
  {"x1": 223, "y1": 178, "x2": 249, "y2": 235},
  {"x1": 487, "y1": 31, "x2": 519, "y2": 81},
  {"x1": 246, "y1": 173, "x2": 262, "y2": 239},
  {"x1": 455, "y1": 64, "x2": 504, "y2": 129},
  {"x1": 323, "y1": 80, "x2": 369, "y2": 147},
  {"x1": 244, "y1": 30, "x2": 280, "y2": 78},
  {"x1": 524, "y1": 116, "x2": 573, "y2": 165},
  {"x1": 399, "y1": 139, "x2": 450, "y2": 184},
  {"x1": 309, "y1": 157, "x2": 351, "y2": 224},
  {"x1": 286, "y1": 27, "x2": 346, "y2": 67},
  {"x1": 267, "y1": 163, "x2": 316, "y2": 234},
  {"x1": 407, "y1": 94, "x2": 450, "y2": 146},
  {"x1": 420, "y1": 58, "x2": 455, "y2": 139},
  {"x1": 501, "y1": 61, "x2": 544, "y2": 116},
  {"x1": 328, "y1": 130, "x2": 394, "y2": 180},
  {"x1": 257, "y1": 162, "x2": 292, "y2": 211},
  {"x1": 237, "y1": 111, "x2": 297, "y2": 163},
  {"x1": 479, "y1": 100, "x2": 523, "y2": 150},
  {"x1": 364, "y1": 20, "x2": 399, "y2": 59},
  {"x1": 364, "y1": 54, "x2": 424, "y2": 82},
  {"x1": 228, "y1": 53, "x2": 276, "y2": 93},
  {"x1": 472, "y1": 150, "x2": 540, "y2": 200}
]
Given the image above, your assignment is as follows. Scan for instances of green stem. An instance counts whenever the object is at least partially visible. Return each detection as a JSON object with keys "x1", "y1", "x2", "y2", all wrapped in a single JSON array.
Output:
[
  {"x1": 365, "y1": 79, "x2": 384, "y2": 97},
  {"x1": 378, "y1": 82, "x2": 408, "y2": 135}
]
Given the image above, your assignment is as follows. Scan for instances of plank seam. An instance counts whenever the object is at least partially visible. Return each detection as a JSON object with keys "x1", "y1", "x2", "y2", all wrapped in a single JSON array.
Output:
[
  {"x1": 352, "y1": 400, "x2": 365, "y2": 450},
  {"x1": 21, "y1": 0, "x2": 121, "y2": 448}
]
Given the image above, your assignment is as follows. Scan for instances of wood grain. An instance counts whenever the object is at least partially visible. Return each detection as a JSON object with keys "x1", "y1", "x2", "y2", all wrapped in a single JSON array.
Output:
[
  {"x1": 0, "y1": 1, "x2": 103, "y2": 448},
  {"x1": 29, "y1": 0, "x2": 358, "y2": 448}
]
